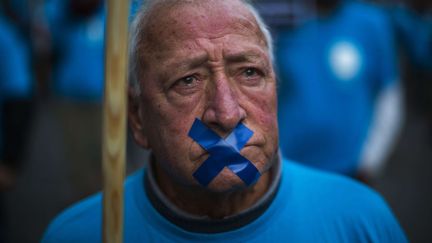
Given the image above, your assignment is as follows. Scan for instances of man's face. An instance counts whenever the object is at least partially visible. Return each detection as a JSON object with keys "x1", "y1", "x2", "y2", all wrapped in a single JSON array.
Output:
[{"x1": 130, "y1": 1, "x2": 278, "y2": 192}]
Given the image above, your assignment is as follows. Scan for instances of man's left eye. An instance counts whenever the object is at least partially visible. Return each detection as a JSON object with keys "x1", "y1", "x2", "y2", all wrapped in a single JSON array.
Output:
[
  {"x1": 238, "y1": 67, "x2": 263, "y2": 86},
  {"x1": 243, "y1": 68, "x2": 259, "y2": 77},
  {"x1": 180, "y1": 76, "x2": 197, "y2": 86}
]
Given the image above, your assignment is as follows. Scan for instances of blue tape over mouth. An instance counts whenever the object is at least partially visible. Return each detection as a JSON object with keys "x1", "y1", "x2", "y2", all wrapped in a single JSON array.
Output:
[{"x1": 188, "y1": 118, "x2": 261, "y2": 187}]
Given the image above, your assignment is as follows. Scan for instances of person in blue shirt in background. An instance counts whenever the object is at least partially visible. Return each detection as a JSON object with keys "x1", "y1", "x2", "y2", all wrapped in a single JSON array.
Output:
[
  {"x1": 261, "y1": 0, "x2": 404, "y2": 180},
  {"x1": 43, "y1": 0, "x2": 105, "y2": 195},
  {"x1": 45, "y1": 0, "x2": 105, "y2": 101},
  {"x1": 43, "y1": 0, "x2": 151, "y2": 195}
]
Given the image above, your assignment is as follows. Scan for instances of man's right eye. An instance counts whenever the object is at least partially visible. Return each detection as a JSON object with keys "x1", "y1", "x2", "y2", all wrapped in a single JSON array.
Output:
[
  {"x1": 171, "y1": 75, "x2": 202, "y2": 95},
  {"x1": 179, "y1": 76, "x2": 197, "y2": 87}
]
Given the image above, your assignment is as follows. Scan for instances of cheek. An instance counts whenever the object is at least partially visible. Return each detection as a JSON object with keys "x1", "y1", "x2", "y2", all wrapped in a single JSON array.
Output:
[
  {"x1": 140, "y1": 78, "x2": 209, "y2": 153},
  {"x1": 245, "y1": 86, "x2": 278, "y2": 128},
  {"x1": 167, "y1": 90, "x2": 204, "y2": 110},
  {"x1": 242, "y1": 85, "x2": 279, "y2": 156},
  {"x1": 146, "y1": 106, "x2": 193, "y2": 149},
  {"x1": 140, "y1": 95, "x2": 206, "y2": 176},
  {"x1": 144, "y1": 112, "x2": 197, "y2": 182},
  {"x1": 142, "y1": 88, "x2": 203, "y2": 130}
]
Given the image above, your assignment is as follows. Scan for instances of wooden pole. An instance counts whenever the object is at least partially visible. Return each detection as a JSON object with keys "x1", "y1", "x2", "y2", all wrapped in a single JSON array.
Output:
[{"x1": 102, "y1": 0, "x2": 130, "y2": 242}]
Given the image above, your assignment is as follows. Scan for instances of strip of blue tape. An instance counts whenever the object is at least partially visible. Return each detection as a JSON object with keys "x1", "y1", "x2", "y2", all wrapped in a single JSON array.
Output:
[{"x1": 188, "y1": 118, "x2": 261, "y2": 187}]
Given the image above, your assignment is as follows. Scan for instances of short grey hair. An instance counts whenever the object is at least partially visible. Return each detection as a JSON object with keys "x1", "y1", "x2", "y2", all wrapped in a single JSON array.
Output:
[{"x1": 128, "y1": 0, "x2": 274, "y2": 97}]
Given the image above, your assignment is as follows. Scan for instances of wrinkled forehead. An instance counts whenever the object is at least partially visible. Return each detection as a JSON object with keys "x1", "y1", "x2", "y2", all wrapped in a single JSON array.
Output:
[{"x1": 139, "y1": 0, "x2": 266, "y2": 58}]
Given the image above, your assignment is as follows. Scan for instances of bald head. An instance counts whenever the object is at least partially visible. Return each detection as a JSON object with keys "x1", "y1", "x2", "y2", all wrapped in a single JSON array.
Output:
[{"x1": 128, "y1": 0, "x2": 273, "y2": 95}]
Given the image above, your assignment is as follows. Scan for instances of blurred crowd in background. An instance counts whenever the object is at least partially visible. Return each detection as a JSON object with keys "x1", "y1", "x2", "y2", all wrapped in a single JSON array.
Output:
[{"x1": 0, "y1": 0, "x2": 430, "y2": 242}]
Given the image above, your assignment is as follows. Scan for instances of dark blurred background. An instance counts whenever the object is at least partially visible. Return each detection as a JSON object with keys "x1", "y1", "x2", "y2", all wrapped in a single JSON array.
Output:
[{"x1": 0, "y1": 0, "x2": 430, "y2": 242}]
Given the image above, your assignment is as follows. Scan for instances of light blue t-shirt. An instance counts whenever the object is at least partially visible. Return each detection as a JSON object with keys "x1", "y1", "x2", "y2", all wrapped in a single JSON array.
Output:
[
  {"x1": 276, "y1": 1, "x2": 399, "y2": 175},
  {"x1": 42, "y1": 159, "x2": 407, "y2": 242}
]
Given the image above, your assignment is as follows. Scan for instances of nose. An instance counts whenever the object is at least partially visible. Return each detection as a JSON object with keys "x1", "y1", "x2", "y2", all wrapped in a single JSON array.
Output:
[{"x1": 202, "y1": 75, "x2": 246, "y2": 135}]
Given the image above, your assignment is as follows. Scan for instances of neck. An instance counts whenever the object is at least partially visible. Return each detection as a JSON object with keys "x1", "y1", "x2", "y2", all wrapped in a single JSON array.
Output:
[{"x1": 153, "y1": 161, "x2": 273, "y2": 219}]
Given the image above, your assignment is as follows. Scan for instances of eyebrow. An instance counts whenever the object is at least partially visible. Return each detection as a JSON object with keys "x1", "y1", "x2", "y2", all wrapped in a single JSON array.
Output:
[
  {"x1": 166, "y1": 54, "x2": 209, "y2": 73},
  {"x1": 224, "y1": 52, "x2": 265, "y2": 65},
  {"x1": 161, "y1": 49, "x2": 268, "y2": 81},
  {"x1": 157, "y1": 54, "x2": 208, "y2": 84}
]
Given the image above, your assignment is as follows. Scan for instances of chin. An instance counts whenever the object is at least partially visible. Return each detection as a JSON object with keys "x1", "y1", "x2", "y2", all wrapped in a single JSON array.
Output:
[{"x1": 205, "y1": 167, "x2": 253, "y2": 193}]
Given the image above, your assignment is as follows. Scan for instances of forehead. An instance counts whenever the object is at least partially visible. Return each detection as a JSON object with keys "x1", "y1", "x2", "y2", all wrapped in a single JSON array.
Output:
[{"x1": 140, "y1": 0, "x2": 266, "y2": 60}]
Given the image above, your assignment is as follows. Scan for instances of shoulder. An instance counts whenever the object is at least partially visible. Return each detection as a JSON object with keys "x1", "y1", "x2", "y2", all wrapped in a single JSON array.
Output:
[
  {"x1": 280, "y1": 160, "x2": 407, "y2": 242},
  {"x1": 42, "y1": 170, "x2": 145, "y2": 243},
  {"x1": 283, "y1": 159, "x2": 391, "y2": 213},
  {"x1": 42, "y1": 193, "x2": 103, "y2": 243},
  {"x1": 283, "y1": 160, "x2": 385, "y2": 205}
]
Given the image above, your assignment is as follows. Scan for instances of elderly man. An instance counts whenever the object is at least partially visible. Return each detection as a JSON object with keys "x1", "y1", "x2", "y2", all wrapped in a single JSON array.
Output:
[{"x1": 43, "y1": 0, "x2": 407, "y2": 242}]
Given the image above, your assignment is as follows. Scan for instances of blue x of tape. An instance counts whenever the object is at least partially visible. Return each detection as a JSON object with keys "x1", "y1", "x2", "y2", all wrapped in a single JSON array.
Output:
[{"x1": 188, "y1": 118, "x2": 261, "y2": 187}]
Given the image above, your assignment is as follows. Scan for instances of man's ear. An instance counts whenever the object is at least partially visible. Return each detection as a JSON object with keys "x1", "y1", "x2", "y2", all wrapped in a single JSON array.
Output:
[{"x1": 128, "y1": 87, "x2": 150, "y2": 149}]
